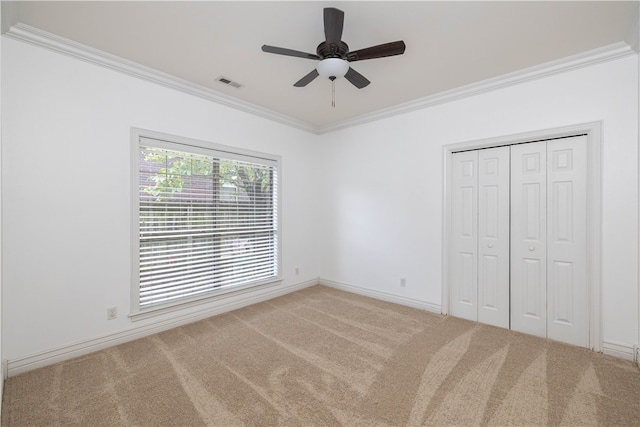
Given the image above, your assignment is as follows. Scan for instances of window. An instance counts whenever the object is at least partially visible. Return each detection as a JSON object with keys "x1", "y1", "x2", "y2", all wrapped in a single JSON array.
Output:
[{"x1": 131, "y1": 130, "x2": 280, "y2": 316}]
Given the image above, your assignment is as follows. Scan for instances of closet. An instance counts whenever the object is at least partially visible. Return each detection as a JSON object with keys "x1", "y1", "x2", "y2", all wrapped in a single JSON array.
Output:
[{"x1": 449, "y1": 135, "x2": 588, "y2": 347}]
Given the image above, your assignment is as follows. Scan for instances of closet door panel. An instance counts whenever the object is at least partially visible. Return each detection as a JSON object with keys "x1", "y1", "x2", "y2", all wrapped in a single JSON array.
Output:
[
  {"x1": 450, "y1": 151, "x2": 478, "y2": 321},
  {"x1": 477, "y1": 147, "x2": 510, "y2": 328},
  {"x1": 547, "y1": 136, "x2": 588, "y2": 346},
  {"x1": 511, "y1": 142, "x2": 547, "y2": 338}
]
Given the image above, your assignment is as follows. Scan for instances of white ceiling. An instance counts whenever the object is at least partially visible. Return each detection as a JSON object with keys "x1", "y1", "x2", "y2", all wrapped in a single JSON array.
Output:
[{"x1": 3, "y1": 1, "x2": 638, "y2": 130}]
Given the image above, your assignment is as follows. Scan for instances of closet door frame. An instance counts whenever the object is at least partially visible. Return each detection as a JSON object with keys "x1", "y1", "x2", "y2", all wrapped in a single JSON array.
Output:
[{"x1": 442, "y1": 121, "x2": 602, "y2": 352}]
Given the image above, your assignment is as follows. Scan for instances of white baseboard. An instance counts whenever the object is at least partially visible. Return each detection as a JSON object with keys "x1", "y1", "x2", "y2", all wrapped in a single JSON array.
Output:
[
  {"x1": 320, "y1": 279, "x2": 640, "y2": 364},
  {"x1": 602, "y1": 340, "x2": 637, "y2": 362},
  {"x1": 7, "y1": 279, "x2": 319, "y2": 377},
  {"x1": 319, "y1": 278, "x2": 442, "y2": 314},
  {"x1": 8, "y1": 278, "x2": 631, "y2": 376}
]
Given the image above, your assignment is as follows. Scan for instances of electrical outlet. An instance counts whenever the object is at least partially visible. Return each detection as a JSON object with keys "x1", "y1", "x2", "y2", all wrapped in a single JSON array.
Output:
[
  {"x1": 295, "y1": 267, "x2": 300, "y2": 276},
  {"x1": 400, "y1": 277, "x2": 406, "y2": 287},
  {"x1": 107, "y1": 307, "x2": 117, "y2": 320}
]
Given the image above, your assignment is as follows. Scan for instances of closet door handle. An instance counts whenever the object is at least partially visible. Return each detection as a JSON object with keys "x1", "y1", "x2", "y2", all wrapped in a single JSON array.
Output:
[
  {"x1": 488, "y1": 243, "x2": 494, "y2": 248},
  {"x1": 528, "y1": 246, "x2": 535, "y2": 251}
]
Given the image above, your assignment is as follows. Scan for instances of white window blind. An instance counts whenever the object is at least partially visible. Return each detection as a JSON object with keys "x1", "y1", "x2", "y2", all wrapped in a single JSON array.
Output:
[{"x1": 135, "y1": 135, "x2": 279, "y2": 311}]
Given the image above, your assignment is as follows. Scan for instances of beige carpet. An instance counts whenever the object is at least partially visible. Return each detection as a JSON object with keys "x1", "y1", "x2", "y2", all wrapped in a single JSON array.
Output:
[{"x1": 2, "y1": 285, "x2": 640, "y2": 426}]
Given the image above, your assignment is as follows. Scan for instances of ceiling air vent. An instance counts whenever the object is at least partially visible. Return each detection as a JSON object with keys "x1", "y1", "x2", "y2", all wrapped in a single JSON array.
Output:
[{"x1": 216, "y1": 76, "x2": 243, "y2": 88}]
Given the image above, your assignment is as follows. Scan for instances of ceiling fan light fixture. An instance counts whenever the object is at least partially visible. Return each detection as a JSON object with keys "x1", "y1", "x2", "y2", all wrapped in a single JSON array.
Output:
[{"x1": 316, "y1": 58, "x2": 349, "y2": 80}]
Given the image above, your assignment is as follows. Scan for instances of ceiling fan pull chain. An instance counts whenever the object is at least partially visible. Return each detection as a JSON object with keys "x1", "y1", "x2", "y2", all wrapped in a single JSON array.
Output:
[{"x1": 331, "y1": 79, "x2": 336, "y2": 108}]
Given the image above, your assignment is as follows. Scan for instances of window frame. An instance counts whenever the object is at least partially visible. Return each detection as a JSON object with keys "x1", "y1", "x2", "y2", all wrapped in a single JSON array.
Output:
[{"x1": 130, "y1": 128, "x2": 282, "y2": 320}]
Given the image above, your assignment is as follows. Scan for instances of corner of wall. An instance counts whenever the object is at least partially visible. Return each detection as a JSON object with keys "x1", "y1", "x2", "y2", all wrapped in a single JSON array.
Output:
[
  {"x1": 1, "y1": 1, "x2": 5, "y2": 415},
  {"x1": 625, "y1": 3, "x2": 640, "y2": 53},
  {"x1": 637, "y1": 0, "x2": 640, "y2": 372},
  {"x1": 0, "y1": 1, "x2": 18, "y2": 35}
]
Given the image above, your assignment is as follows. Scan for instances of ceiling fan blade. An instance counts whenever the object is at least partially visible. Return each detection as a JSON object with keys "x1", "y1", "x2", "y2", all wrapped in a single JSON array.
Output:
[
  {"x1": 262, "y1": 45, "x2": 320, "y2": 60},
  {"x1": 324, "y1": 7, "x2": 344, "y2": 47},
  {"x1": 347, "y1": 41, "x2": 406, "y2": 62},
  {"x1": 294, "y1": 69, "x2": 320, "y2": 87},
  {"x1": 344, "y1": 67, "x2": 370, "y2": 89}
]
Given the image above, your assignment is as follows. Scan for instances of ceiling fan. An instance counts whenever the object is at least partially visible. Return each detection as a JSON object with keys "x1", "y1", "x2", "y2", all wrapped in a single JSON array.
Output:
[{"x1": 261, "y1": 7, "x2": 406, "y2": 90}]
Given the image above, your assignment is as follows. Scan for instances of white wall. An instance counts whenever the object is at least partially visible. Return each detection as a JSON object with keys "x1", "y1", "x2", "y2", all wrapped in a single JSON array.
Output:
[
  {"x1": 2, "y1": 34, "x2": 639, "y2": 369},
  {"x1": 317, "y1": 55, "x2": 639, "y2": 353},
  {"x1": 1, "y1": 38, "x2": 320, "y2": 365}
]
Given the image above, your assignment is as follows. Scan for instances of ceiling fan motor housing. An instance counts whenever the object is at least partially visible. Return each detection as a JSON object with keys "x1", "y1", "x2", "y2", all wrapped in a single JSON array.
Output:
[{"x1": 317, "y1": 41, "x2": 349, "y2": 59}]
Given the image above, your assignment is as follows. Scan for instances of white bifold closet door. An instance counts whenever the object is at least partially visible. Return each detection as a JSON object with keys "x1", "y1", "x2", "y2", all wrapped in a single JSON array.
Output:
[
  {"x1": 510, "y1": 141, "x2": 547, "y2": 337},
  {"x1": 450, "y1": 135, "x2": 588, "y2": 348},
  {"x1": 477, "y1": 147, "x2": 510, "y2": 328},
  {"x1": 450, "y1": 146, "x2": 510, "y2": 329},
  {"x1": 511, "y1": 136, "x2": 588, "y2": 347},
  {"x1": 450, "y1": 150, "x2": 479, "y2": 322}
]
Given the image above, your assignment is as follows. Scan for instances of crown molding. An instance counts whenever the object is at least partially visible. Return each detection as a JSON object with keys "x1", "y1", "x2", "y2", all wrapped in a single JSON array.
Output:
[
  {"x1": 3, "y1": 23, "x2": 636, "y2": 136},
  {"x1": 319, "y1": 41, "x2": 636, "y2": 134},
  {"x1": 3, "y1": 23, "x2": 319, "y2": 134}
]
